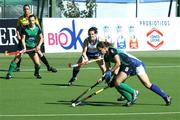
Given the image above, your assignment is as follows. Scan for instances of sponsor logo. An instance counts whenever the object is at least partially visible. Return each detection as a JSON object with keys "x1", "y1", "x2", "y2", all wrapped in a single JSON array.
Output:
[
  {"x1": 0, "y1": 27, "x2": 18, "y2": 46},
  {"x1": 146, "y1": 28, "x2": 164, "y2": 50},
  {"x1": 47, "y1": 20, "x2": 83, "y2": 50},
  {"x1": 139, "y1": 20, "x2": 170, "y2": 27}
]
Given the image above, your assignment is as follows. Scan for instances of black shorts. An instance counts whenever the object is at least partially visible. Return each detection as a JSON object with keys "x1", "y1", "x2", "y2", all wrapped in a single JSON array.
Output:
[
  {"x1": 17, "y1": 42, "x2": 24, "y2": 51},
  {"x1": 26, "y1": 47, "x2": 36, "y2": 55}
]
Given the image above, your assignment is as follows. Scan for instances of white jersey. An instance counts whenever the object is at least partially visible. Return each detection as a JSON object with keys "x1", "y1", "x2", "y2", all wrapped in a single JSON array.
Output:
[
  {"x1": 87, "y1": 38, "x2": 99, "y2": 53},
  {"x1": 84, "y1": 37, "x2": 100, "y2": 58}
]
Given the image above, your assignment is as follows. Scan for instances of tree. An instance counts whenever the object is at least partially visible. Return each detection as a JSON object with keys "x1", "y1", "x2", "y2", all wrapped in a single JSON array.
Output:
[{"x1": 58, "y1": 0, "x2": 97, "y2": 18}]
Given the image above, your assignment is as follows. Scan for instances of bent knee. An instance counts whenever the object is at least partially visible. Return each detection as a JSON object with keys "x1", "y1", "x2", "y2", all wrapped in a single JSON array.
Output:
[
  {"x1": 143, "y1": 82, "x2": 152, "y2": 88},
  {"x1": 114, "y1": 80, "x2": 120, "y2": 87}
]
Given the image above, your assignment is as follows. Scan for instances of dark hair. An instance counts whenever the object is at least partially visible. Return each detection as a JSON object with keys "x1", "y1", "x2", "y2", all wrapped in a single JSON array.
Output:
[
  {"x1": 23, "y1": 4, "x2": 30, "y2": 10},
  {"x1": 97, "y1": 41, "x2": 112, "y2": 49},
  {"x1": 29, "y1": 14, "x2": 35, "y2": 19},
  {"x1": 88, "y1": 27, "x2": 98, "y2": 34}
]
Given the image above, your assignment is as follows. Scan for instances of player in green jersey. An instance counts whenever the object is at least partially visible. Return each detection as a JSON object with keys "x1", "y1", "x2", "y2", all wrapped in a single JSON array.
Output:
[
  {"x1": 14, "y1": 4, "x2": 57, "y2": 73},
  {"x1": 97, "y1": 41, "x2": 171, "y2": 106},
  {"x1": 6, "y1": 15, "x2": 44, "y2": 79}
]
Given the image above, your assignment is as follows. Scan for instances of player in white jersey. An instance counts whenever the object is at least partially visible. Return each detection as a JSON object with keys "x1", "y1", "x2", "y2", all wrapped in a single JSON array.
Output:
[{"x1": 68, "y1": 27, "x2": 106, "y2": 85}]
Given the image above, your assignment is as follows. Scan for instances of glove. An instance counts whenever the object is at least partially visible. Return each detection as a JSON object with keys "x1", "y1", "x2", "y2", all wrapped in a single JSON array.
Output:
[
  {"x1": 107, "y1": 75, "x2": 117, "y2": 88},
  {"x1": 104, "y1": 70, "x2": 112, "y2": 83},
  {"x1": 108, "y1": 80, "x2": 114, "y2": 88}
]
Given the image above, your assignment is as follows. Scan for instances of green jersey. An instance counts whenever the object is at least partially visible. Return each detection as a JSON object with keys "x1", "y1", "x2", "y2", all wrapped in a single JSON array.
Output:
[
  {"x1": 104, "y1": 47, "x2": 125, "y2": 64},
  {"x1": 21, "y1": 25, "x2": 42, "y2": 48},
  {"x1": 104, "y1": 48, "x2": 142, "y2": 67}
]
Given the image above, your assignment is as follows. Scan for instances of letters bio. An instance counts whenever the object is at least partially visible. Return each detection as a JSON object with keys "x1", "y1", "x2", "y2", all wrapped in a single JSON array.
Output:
[{"x1": 48, "y1": 20, "x2": 84, "y2": 50}]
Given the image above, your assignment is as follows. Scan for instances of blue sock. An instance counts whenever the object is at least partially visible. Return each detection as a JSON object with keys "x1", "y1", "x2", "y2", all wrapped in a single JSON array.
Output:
[{"x1": 150, "y1": 84, "x2": 168, "y2": 99}]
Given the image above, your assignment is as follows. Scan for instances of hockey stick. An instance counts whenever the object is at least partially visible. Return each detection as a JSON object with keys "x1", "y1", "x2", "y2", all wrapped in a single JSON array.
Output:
[
  {"x1": 72, "y1": 86, "x2": 109, "y2": 107},
  {"x1": 71, "y1": 82, "x2": 99, "y2": 103},
  {"x1": 68, "y1": 58, "x2": 103, "y2": 68},
  {"x1": 4, "y1": 49, "x2": 35, "y2": 56},
  {"x1": 71, "y1": 74, "x2": 105, "y2": 103}
]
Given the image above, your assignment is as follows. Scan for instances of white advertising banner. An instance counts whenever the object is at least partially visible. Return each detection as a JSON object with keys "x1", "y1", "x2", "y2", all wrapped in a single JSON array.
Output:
[{"x1": 43, "y1": 18, "x2": 180, "y2": 53}]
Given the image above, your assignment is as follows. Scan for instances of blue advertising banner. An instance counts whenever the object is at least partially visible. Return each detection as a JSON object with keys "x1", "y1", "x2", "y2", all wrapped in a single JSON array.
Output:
[{"x1": 0, "y1": 19, "x2": 19, "y2": 53}]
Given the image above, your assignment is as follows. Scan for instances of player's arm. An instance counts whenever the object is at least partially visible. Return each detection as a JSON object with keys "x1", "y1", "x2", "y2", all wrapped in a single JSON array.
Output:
[
  {"x1": 21, "y1": 34, "x2": 26, "y2": 52},
  {"x1": 81, "y1": 39, "x2": 88, "y2": 61},
  {"x1": 36, "y1": 28, "x2": 44, "y2": 51},
  {"x1": 111, "y1": 54, "x2": 121, "y2": 73},
  {"x1": 20, "y1": 27, "x2": 26, "y2": 52},
  {"x1": 110, "y1": 48, "x2": 121, "y2": 73},
  {"x1": 16, "y1": 17, "x2": 21, "y2": 40},
  {"x1": 103, "y1": 48, "x2": 120, "y2": 83}
]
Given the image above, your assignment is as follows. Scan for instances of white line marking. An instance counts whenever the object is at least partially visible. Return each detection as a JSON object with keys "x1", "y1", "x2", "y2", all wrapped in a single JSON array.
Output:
[
  {"x1": 17, "y1": 65, "x2": 180, "y2": 72},
  {"x1": 59, "y1": 86, "x2": 68, "y2": 88},
  {"x1": 1, "y1": 112, "x2": 180, "y2": 117}
]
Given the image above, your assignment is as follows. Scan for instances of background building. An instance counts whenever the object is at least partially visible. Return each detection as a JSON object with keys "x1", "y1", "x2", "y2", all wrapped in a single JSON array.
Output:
[{"x1": 0, "y1": 0, "x2": 178, "y2": 19}]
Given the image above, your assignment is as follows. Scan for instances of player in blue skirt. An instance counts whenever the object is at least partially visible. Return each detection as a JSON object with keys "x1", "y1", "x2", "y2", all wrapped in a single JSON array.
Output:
[{"x1": 68, "y1": 27, "x2": 106, "y2": 85}]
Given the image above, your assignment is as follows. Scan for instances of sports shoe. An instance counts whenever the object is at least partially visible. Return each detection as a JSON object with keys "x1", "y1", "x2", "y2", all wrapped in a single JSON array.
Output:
[
  {"x1": 6, "y1": 74, "x2": 12, "y2": 80},
  {"x1": 13, "y1": 67, "x2": 20, "y2": 72},
  {"x1": 132, "y1": 90, "x2": 139, "y2": 104},
  {"x1": 34, "y1": 73, "x2": 42, "y2": 79},
  {"x1": 47, "y1": 66, "x2": 57, "y2": 73},
  {"x1": 68, "y1": 82, "x2": 73, "y2": 86},
  {"x1": 117, "y1": 95, "x2": 126, "y2": 101},
  {"x1": 164, "y1": 96, "x2": 172, "y2": 106},
  {"x1": 68, "y1": 77, "x2": 77, "y2": 86},
  {"x1": 124, "y1": 101, "x2": 133, "y2": 107}
]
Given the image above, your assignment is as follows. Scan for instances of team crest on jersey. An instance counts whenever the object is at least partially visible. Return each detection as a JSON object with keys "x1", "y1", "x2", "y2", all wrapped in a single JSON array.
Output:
[
  {"x1": 110, "y1": 48, "x2": 116, "y2": 54},
  {"x1": 146, "y1": 28, "x2": 164, "y2": 50}
]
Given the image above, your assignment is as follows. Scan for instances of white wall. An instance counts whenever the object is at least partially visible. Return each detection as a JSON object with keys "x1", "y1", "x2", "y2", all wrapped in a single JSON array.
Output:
[{"x1": 96, "y1": 2, "x2": 176, "y2": 18}]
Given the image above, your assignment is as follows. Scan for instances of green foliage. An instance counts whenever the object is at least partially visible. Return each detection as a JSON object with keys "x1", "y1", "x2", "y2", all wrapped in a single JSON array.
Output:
[{"x1": 58, "y1": 0, "x2": 97, "y2": 18}]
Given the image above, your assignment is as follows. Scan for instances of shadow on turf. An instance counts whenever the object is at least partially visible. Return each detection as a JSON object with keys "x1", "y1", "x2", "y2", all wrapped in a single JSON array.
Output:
[
  {"x1": 46, "y1": 100, "x2": 164, "y2": 107},
  {"x1": 0, "y1": 76, "x2": 39, "y2": 80},
  {"x1": 0, "y1": 69, "x2": 8, "y2": 72},
  {"x1": 46, "y1": 100, "x2": 123, "y2": 107},
  {"x1": 0, "y1": 69, "x2": 34, "y2": 72},
  {"x1": 41, "y1": 83, "x2": 98, "y2": 87}
]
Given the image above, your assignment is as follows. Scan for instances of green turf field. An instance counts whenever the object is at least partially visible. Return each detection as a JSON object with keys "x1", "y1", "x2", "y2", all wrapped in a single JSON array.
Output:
[{"x1": 0, "y1": 51, "x2": 180, "y2": 120}]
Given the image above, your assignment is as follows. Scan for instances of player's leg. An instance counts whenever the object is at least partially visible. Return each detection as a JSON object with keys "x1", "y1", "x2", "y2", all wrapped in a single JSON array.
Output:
[
  {"x1": 136, "y1": 64, "x2": 171, "y2": 105},
  {"x1": 13, "y1": 42, "x2": 23, "y2": 72},
  {"x1": 6, "y1": 55, "x2": 21, "y2": 79},
  {"x1": 138, "y1": 73, "x2": 171, "y2": 105},
  {"x1": 14, "y1": 41, "x2": 25, "y2": 72},
  {"x1": 68, "y1": 56, "x2": 83, "y2": 85},
  {"x1": 110, "y1": 67, "x2": 126, "y2": 102},
  {"x1": 115, "y1": 85, "x2": 132, "y2": 101},
  {"x1": 115, "y1": 72, "x2": 135, "y2": 95},
  {"x1": 37, "y1": 50, "x2": 57, "y2": 73},
  {"x1": 116, "y1": 83, "x2": 139, "y2": 106},
  {"x1": 115, "y1": 72, "x2": 139, "y2": 105},
  {"x1": 14, "y1": 58, "x2": 21, "y2": 72},
  {"x1": 117, "y1": 95, "x2": 126, "y2": 101},
  {"x1": 115, "y1": 87, "x2": 133, "y2": 106},
  {"x1": 29, "y1": 52, "x2": 42, "y2": 79}
]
